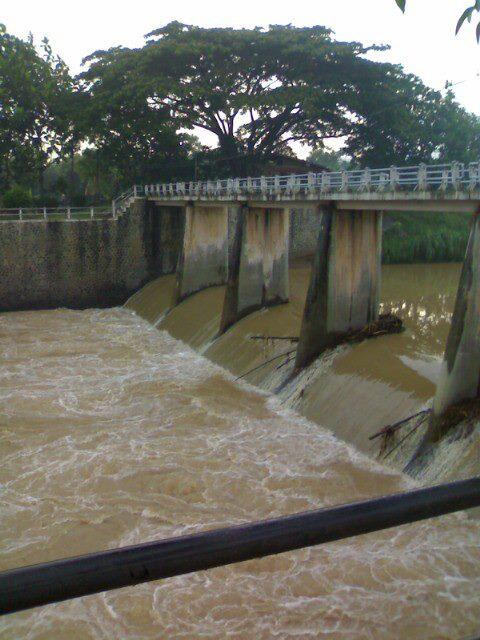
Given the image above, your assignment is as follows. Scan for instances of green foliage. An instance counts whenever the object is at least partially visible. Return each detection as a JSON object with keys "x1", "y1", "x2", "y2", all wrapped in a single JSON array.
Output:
[
  {"x1": 2, "y1": 20, "x2": 480, "y2": 204},
  {"x1": 83, "y1": 22, "x2": 480, "y2": 172},
  {"x1": 33, "y1": 193, "x2": 59, "y2": 207},
  {"x1": 307, "y1": 148, "x2": 351, "y2": 171},
  {"x1": 344, "y1": 71, "x2": 480, "y2": 167},
  {"x1": 81, "y1": 23, "x2": 394, "y2": 172},
  {"x1": 396, "y1": 0, "x2": 480, "y2": 41},
  {"x1": 382, "y1": 212, "x2": 470, "y2": 264},
  {"x1": 2, "y1": 185, "x2": 33, "y2": 207},
  {"x1": 0, "y1": 25, "x2": 83, "y2": 196}
]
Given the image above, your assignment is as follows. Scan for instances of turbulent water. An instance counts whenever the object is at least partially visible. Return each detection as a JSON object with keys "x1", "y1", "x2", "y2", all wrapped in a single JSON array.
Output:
[
  {"x1": 128, "y1": 262, "x2": 463, "y2": 455},
  {"x1": 1, "y1": 264, "x2": 480, "y2": 638}
]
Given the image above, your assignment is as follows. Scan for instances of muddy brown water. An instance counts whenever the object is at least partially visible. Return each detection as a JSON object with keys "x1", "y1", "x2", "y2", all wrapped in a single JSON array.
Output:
[
  {"x1": 1, "y1": 263, "x2": 480, "y2": 638},
  {"x1": 132, "y1": 262, "x2": 463, "y2": 454}
]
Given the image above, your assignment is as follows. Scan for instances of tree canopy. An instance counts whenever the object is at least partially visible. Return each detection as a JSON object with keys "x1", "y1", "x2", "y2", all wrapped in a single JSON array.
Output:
[
  {"x1": 82, "y1": 23, "x2": 480, "y2": 173},
  {"x1": 0, "y1": 24, "x2": 76, "y2": 194},
  {"x1": 82, "y1": 24, "x2": 393, "y2": 172},
  {"x1": 1, "y1": 21, "x2": 479, "y2": 205}
]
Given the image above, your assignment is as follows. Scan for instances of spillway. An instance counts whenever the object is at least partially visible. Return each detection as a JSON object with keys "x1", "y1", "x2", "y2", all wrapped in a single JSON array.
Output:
[
  {"x1": 1, "y1": 265, "x2": 479, "y2": 638},
  {"x1": 129, "y1": 262, "x2": 465, "y2": 456}
]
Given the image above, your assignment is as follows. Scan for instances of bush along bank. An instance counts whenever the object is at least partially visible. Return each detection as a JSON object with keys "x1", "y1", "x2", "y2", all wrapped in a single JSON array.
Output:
[{"x1": 382, "y1": 211, "x2": 471, "y2": 264}]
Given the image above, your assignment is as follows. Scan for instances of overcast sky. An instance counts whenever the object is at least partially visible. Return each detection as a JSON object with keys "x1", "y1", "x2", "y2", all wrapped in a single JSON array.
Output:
[{"x1": 4, "y1": 0, "x2": 480, "y2": 154}]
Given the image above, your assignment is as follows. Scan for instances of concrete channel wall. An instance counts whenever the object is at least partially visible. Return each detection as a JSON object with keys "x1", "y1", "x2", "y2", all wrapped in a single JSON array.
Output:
[{"x1": 0, "y1": 202, "x2": 184, "y2": 312}]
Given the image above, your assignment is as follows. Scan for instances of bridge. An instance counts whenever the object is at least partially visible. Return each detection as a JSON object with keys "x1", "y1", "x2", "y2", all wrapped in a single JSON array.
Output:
[
  {"x1": 111, "y1": 161, "x2": 480, "y2": 426},
  {"x1": 2, "y1": 161, "x2": 480, "y2": 422},
  {"x1": 122, "y1": 161, "x2": 480, "y2": 212}
]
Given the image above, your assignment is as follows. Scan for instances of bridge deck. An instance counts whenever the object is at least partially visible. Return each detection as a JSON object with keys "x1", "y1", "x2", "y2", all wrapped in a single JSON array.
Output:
[{"x1": 127, "y1": 161, "x2": 480, "y2": 214}]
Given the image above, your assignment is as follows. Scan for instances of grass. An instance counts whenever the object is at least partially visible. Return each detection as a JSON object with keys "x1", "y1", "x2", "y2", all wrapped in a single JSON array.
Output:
[{"x1": 382, "y1": 211, "x2": 471, "y2": 264}]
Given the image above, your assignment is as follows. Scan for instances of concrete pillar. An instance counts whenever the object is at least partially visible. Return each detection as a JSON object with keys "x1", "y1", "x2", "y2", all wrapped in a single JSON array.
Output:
[
  {"x1": 220, "y1": 206, "x2": 289, "y2": 333},
  {"x1": 295, "y1": 206, "x2": 382, "y2": 370},
  {"x1": 175, "y1": 203, "x2": 229, "y2": 303},
  {"x1": 432, "y1": 213, "x2": 480, "y2": 421}
]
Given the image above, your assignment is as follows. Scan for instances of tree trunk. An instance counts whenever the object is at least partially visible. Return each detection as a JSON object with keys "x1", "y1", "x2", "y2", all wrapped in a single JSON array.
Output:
[{"x1": 218, "y1": 135, "x2": 244, "y2": 176}]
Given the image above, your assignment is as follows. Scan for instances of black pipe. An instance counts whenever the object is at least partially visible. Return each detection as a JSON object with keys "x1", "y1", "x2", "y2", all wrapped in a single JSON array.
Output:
[{"x1": 1, "y1": 477, "x2": 479, "y2": 616}]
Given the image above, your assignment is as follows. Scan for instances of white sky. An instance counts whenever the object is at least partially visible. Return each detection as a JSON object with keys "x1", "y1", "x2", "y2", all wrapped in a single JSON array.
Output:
[{"x1": 4, "y1": 0, "x2": 480, "y2": 156}]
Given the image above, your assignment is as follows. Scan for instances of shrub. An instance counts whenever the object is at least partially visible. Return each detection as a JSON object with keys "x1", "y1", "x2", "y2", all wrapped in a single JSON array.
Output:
[
  {"x1": 2, "y1": 185, "x2": 34, "y2": 208},
  {"x1": 382, "y1": 211, "x2": 470, "y2": 264}
]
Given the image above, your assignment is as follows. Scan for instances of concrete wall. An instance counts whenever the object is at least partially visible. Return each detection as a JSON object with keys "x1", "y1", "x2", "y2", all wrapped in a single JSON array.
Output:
[
  {"x1": 0, "y1": 203, "x2": 315, "y2": 313},
  {"x1": 175, "y1": 205, "x2": 228, "y2": 302},
  {"x1": 0, "y1": 202, "x2": 184, "y2": 312},
  {"x1": 221, "y1": 206, "x2": 289, "y2": 333},
  {"x1": 289, "y1": 208, "x2": 321, "y2": 259},
  {"x1": 295, "y1": 208, "x2": 382, "y2": 369}
]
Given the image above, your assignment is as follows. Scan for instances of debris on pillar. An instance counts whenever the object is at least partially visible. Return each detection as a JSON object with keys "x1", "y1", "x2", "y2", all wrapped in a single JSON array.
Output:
[{"x1": 295, "y1": 206, "x2": 382, "y2": 370}]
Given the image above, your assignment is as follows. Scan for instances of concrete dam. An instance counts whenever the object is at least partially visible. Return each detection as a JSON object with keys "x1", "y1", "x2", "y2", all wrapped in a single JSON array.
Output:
[{"x1": 1, "y1": 163, "x2": 480, "y2": 638}]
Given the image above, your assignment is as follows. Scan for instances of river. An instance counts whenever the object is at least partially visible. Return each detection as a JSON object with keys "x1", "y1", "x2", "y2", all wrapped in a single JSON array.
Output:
[
  {"x1": 128, "y1": 262, "x2": 463, "y2": 455},
  {"x1": 1, "y1": 263, "x2": 479, "y2": 638}
]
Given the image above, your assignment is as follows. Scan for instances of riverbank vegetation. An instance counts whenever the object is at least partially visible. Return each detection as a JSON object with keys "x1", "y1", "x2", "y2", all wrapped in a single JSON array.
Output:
[{"x1": 383, "y1": 212, "x2": 470, "y2": 264}]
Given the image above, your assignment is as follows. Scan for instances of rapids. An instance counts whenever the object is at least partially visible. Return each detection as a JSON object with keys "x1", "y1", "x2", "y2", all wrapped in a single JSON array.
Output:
[
  {"x1": 128, "y1": 262, "x2": 465, "y2": 456},
  {"x1": 1, "y1": 263, "x2": 479, "y2": 638}
]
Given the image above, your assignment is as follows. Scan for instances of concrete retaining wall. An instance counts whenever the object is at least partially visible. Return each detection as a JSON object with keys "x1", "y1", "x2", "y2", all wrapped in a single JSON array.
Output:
[
  {"x1": 289, "y1": 208, "x2": 321, "y2": 259},
  {"x1": 0, "y1": 203, "x2": 315, "y2": 313},
  {"x1": 0, "y1": 202, "x2": 184, "y2": 312}
]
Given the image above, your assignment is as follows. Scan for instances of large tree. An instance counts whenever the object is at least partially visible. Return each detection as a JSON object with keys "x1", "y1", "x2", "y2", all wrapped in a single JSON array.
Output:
[
  {"x1": 79, "y1": 45, "x2": 199, "y2": 191},
  {"x1": 81, "y1": 23, "x2": 479, "y2": 174},
  {"x1": 345, "y1": 70, "x2": 480, "y2": 166},
  {"x1": 81, "y1": 23, "x2": 396, "y2": 173}
]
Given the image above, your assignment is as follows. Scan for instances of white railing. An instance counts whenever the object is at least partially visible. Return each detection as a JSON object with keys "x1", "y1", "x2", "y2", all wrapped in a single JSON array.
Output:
[
  {"x1": 0, "y1": 205, "x2": 113, "y2": 222},
  {"x1": 112, "y1": 186, "x2": 139, "y2": 218},
  {"x1": 139, "y1": 161, "x2": 480, "y2": 200},
  {"x1": 3, "y1": 162, "x2": 479, "y2": 223}
]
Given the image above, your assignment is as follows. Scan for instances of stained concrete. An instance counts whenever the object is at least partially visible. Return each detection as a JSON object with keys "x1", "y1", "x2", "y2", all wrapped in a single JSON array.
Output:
[
  {"x1": 433, "y1": 213, "x2": 480, "y2": 418},
  {"x1": 220, "y1": 206, "x2": 289, "y2": 334},
  {"x1": 295, "y1": 208, "x2": 382, "y2": 369},
  {"x1": 175, "y1": 204, "x2": 229, "y2": 303},
  {"x1": 0, "y1": 203, "x2": 316, "y2": 313},
  {"x1": 0, "y1": 202, "x2": 184, "y2": 312}
]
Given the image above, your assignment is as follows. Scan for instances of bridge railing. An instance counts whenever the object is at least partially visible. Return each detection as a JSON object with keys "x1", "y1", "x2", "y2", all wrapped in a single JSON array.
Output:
[
  {"x1": 140, "y1": 161, "x2": 480, "y2": 200},
  {"x1": 0, "y1": 205, "x2": 113, "y2": 222},
  {"x1": 112, "y1": 186, "x2": 140, "y2": 218},
  {"x1": 3, "y1": 162, "x2": 479, "y2": 223}
]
